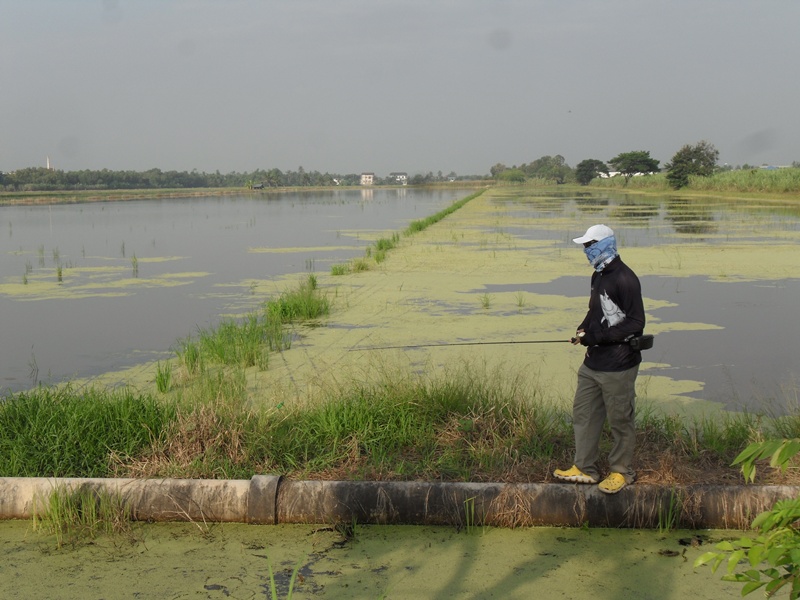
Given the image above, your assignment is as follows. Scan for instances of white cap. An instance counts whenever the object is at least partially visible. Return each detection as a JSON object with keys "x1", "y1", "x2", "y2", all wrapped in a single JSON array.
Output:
[{"x1": 572, "y1": 224, "x2": 614, "y2": 245}]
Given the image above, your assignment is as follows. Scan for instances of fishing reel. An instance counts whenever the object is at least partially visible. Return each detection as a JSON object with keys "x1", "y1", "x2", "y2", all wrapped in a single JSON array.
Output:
[
  {"x1": 570, "y1": 333, "x2": 654, "y2": 350},
  {"x1": 627, "y1": 334, "x2": 654, "y2": 351}
]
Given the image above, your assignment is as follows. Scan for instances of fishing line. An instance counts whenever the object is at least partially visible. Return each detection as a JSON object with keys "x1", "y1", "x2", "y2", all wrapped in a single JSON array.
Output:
[{"x1": 349, "y1": 339, "x2": 572, "y2": 351}]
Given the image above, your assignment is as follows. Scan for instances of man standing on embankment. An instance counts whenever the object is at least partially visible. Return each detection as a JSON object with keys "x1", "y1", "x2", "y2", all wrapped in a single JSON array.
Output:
[{"x1": 554, "y1": 224, "x2": 645, "y2": 494}]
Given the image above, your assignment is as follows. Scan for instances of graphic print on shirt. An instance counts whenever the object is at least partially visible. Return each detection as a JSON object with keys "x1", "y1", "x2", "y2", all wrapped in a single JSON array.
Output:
[{"x1": 600, "y1": 291, "x2": 626, "y2": 326}]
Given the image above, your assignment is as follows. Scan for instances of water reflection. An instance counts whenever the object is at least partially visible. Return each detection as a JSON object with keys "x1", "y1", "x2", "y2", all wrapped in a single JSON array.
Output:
[
  {"x1": 574, "y1": 193, "x2": 610, "y2": 213},
  {"x1": 665, "y1": 198, "x2": 718, "y2": 235},
  {"x1": 609, "y1": 199, "x2": 660, "y2": 224},
  {"x1": 489, "y1": 190, "x2": 799, "y2": 245}
]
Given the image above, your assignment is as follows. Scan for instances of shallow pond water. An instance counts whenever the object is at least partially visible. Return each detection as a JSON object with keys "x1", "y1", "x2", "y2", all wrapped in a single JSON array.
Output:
[
  {"x1": 0, "y1": 519, "x2": 742, "y2": 599},
  {"x1": 2, "y1": 187, "x2": 799, "y2": 414},
  {"x1": 0, "y1": 189, "x2": 465, "y2": 392},
  {"x1": 484, "y1": 275, "x2": 799, "y2": 412},
  {"x1": 476, "y1": 189, "x2": 800, "y2": 413}
]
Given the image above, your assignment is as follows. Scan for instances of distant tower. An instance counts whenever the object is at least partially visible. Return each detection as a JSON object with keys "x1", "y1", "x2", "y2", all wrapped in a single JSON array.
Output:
[{"x1": 46, "y1": 156, "x2": 52, "y2": 170}]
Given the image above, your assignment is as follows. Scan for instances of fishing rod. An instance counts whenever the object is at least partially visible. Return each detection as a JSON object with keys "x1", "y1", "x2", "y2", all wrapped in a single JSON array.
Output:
[
  {"x1": 350, "y1": 333, "x2": 654, "y2": 352},
  {"x1": 350, "y1": 339, "x2": 573, "y2": 351}
]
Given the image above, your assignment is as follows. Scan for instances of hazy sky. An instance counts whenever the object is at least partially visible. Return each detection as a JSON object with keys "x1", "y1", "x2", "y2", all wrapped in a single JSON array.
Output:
[{"x1": 2, "y1": 1, "x2": 798, "y2": 176}]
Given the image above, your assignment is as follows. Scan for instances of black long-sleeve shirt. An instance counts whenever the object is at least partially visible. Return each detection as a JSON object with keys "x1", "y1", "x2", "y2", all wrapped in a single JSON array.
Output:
[{"x1": 577, "y1": 256, "x2": 645, "y2": 372}]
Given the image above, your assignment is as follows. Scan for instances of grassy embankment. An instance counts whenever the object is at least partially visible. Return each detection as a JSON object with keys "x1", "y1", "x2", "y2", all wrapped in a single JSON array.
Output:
[
  {"x1": 7, "y1": 355, "x2": 800, "y2": 484},
  {"x1": 329, "y1": 190, "x2": 480, "y2": 275},
  {"x1": 590, "y1": 166, "x2": 800, "y2": 196},
  {"x1": 2, "y1": 187, "x2": 798, "y2": 486}
]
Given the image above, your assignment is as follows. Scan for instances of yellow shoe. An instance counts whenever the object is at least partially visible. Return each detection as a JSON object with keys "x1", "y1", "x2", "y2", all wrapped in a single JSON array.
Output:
[
  {"x1": 553, "y1": 465, "x2": 598, "y2": 484},
  {"x1": 598, "y1": 473, "x2": 627, "y2": 494}
]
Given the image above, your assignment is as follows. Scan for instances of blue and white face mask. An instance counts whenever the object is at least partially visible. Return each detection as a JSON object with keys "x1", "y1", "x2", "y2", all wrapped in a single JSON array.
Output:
[{"x1": 583, "y1": 235, "x2": 618, "y2": 272}]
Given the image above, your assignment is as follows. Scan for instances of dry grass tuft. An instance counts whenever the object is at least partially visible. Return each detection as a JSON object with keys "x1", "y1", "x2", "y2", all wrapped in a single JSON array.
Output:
[{"x1": 111, "y1": 402, "x2": 250, "y2": 478}]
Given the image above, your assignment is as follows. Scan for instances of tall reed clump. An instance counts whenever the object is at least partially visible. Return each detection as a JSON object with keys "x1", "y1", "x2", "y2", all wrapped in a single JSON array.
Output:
[
  {"x1": 174, "y1": 274, "x2": 329, "y2": 374},
  {"x1": 266, "y1": 273, "x2": 330, "y2": 324},
  {"x1": 369, "y1": 232, "x2": 400, "y2": 264},
  {"x1": 177, "y1": 336, "x2": 204, "y2": 375},
  {"x1": 198, "y1": 313, "x2": 270, "y2": 369},
  {"x1": 33, "y1": 486, "x2": 134, "y2": 549},
  {"x1": 155, "y1": 361, "x2": 172, "y2": 393},
  {"x1": 0, "y1": 385, "x2": 175, "y2": 477}
]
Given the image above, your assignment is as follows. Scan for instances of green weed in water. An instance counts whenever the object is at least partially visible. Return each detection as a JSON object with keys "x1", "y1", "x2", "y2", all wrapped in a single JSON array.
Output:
[
  {"x1": 374, "y1": 233, "x2": 400, "y2": 252},
  {"x1": 177, "y1": 338, "x2": 204, "y2": 375},
  {"x1": 266, "y1": 553, "x2": 306, "y2": 600},
  {"x1": 155, "y1": 361, "x2": 172, "y2": 393},
  {"x1": 515, "y1": 291, "x2": 526, "y2": 309},
  {"x1": 198, "y1": 315, "x2": 270, "y2": 369},
  {"x1": 657, "y1": 488, "x2": 681, "y2": 533},
  {"x1": 351, "y1": 258, "x2": 370, "y2": 272},
  {"x1": 373, "y1": 232, "x2": 400, "y2": 264},
  {"x1": 33, "y1": 485, "x2": 135, "y2": 549},
  {"x1": 464, "y1": 496, "x2": 476, "y2": 534},
  {"x1": 266, "y1": 274, "x2": 330, "y2": 323},
  {"x1": 168, "y1": 275, "x2": 328, "y2": 391}
]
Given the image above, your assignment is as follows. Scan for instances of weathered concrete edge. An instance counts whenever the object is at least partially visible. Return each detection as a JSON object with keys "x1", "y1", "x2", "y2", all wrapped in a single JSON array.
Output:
[{"x1": 0, "y1": 476, "x2": 796, "y2": 529}]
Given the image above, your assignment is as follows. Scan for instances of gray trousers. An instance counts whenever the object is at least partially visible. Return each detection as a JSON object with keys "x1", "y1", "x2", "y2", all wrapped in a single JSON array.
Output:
[{"x1": 573, "y1": 363, "x2": 639, "y2": 483}]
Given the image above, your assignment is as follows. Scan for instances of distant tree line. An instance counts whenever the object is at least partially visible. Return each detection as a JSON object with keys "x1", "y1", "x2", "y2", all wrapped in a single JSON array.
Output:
[
  {"x1": 0, "y1": 166, "x2": 346, "y2": 191},
  {"x1": 6, "y1": 144, "x2": 797, "y2": 193},
  {"x1": 491, "y1": 142, "x2": 799, "y2": 190},
  {"x1": 0, "y1": 166, "x2": 487, "y2": 192},
  {"x1": 492, "y1": 151, "x2": 662, "y2": 186}
]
